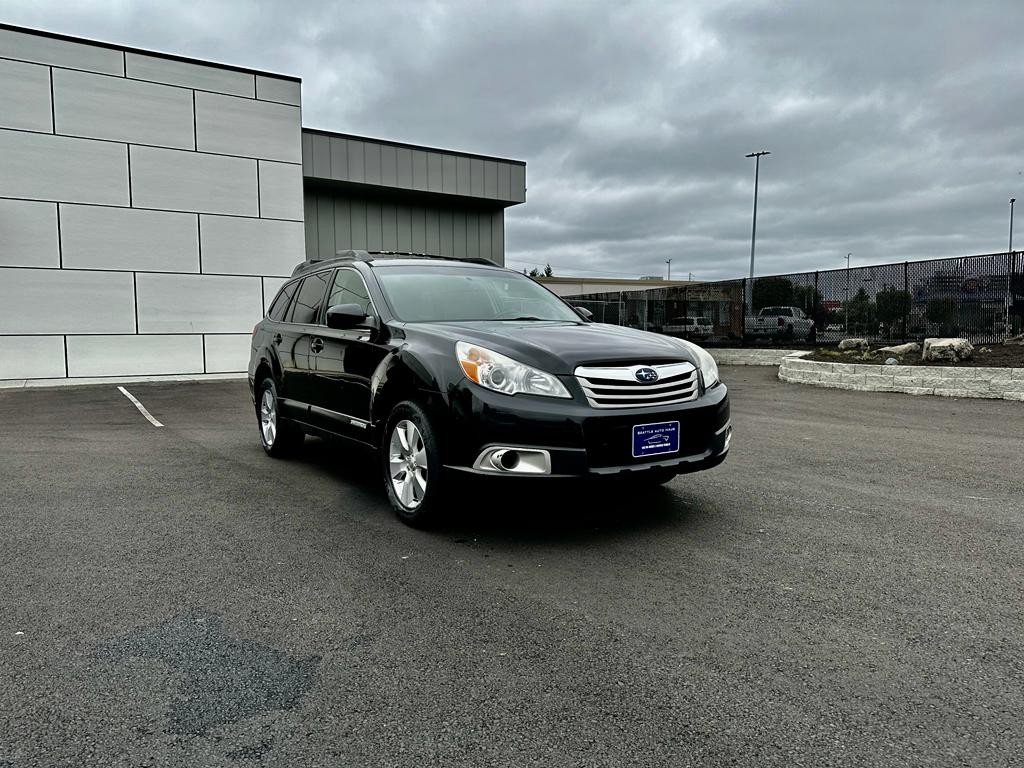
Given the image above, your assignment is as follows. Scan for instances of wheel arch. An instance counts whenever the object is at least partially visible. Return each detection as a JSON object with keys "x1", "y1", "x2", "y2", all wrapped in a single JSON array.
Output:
[
  {"x1": 253, "y1": 347, "x2": 284, "y2": 389},
  {"x1": 370, "y1": 351, "x2": 449, "y2": 446}
]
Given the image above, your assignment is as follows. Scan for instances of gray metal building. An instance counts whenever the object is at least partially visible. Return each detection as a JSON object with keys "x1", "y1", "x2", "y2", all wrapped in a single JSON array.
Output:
[
  {"x1": 0, "y1": 23, "x2": 526, "y2": 384},
  {"x1": 303, "y1": 130, "x2": 525, "y2": 265}
]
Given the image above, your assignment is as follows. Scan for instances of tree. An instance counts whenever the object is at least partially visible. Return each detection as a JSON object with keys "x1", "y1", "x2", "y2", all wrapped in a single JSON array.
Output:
[
  {"x1": 875, "y1": 286, "x2": 912, "y2": 337},
  {"x1": 845, "y1": 287, "x2": 876, "y2": 335},
  {"x1": 925, "y1": 297, "x2": 958, "y2": 335},
  {"x1": 543, "y1": 263, "x2": 553, "y2": 277},
  {"x1": 792, "y1": 284, "x2": 822, "y2": 313},
  {"x1": 528, "y1": 267, "x2": 540, "y2": 277},
  {"x1": 752, "y1": 277, "x2": 794, "y2": 311}
]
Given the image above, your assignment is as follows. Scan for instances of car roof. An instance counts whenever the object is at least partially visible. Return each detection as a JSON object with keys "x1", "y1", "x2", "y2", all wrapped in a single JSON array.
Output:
[{"x1": 289, "y1": 250, "x2": 502, "y2": 278}]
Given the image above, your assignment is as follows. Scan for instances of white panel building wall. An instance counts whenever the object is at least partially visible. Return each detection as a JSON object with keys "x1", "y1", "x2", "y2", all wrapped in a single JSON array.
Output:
[{"x1": 0, "y1": 26, "x2": 304, "y2": 382}]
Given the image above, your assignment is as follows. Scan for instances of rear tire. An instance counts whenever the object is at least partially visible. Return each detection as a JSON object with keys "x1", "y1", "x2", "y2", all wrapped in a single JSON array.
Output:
[
  {"x1": 256, "y1": 378, "x2": 304, "y2": 457},
  {"x1": 382, "y1": 401, "x2": 446, "y2": 527}
]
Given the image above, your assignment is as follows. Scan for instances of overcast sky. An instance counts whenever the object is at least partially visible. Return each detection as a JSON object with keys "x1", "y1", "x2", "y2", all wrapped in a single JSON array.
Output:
[{"x1": 6, "y1": 0, "x2": 1022, "y2": 279}]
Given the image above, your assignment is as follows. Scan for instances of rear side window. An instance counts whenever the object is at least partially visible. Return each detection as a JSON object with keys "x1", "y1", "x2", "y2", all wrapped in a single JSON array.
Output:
[
  {"x1": 288, "y1": 272, "x2": 330, "y2": 325},
  {"x1": 267, "y1": 281, "x2": 298, "y2": 321}
]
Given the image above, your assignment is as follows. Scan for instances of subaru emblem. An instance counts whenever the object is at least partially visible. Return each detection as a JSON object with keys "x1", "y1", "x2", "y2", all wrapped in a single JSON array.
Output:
[{"x1": 635, "y1": 367, "x2": 659, "y2": 383}]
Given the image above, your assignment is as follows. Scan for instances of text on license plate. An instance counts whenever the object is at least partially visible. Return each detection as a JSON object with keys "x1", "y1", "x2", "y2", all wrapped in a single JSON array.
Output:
[{"x1": 632, "y1": 420, "x2": 680, "y2": 458}]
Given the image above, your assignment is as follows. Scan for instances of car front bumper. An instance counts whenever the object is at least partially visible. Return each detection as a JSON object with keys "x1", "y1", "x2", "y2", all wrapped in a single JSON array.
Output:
[{"x1": 440, "y1": 380, "x2": 730, "y2": 478}]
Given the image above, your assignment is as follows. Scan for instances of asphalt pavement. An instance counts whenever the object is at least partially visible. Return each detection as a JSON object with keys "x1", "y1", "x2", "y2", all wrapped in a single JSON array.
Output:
[{"x1": 1, "y1": 367, "x2": 1022, "y2": 767}]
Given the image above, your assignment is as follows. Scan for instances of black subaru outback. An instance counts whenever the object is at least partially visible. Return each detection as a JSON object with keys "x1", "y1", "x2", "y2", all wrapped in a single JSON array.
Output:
[{"x1": 249, "y1": 251, "x2": 730, "y2": 525}]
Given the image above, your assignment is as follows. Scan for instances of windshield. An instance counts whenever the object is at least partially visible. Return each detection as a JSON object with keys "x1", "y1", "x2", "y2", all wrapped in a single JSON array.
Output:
[{"x1": 374, "y1": 265, "x2": 582, "y2": 323}]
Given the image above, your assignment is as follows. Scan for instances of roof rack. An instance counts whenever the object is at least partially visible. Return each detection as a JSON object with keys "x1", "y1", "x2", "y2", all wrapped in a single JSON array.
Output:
[
  {"x1": 290, "y1": 250, "x2": 497, "y2": 276},
  {"x1": 363, "y1": 250, "x2": 496, "y2": 266}
]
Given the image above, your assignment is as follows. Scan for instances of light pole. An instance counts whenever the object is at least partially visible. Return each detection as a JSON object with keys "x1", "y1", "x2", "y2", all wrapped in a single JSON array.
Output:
[
  {"x1": 665, "y1": 259, "x2": 672, "y2": 280},
  {"x1": 844, "y1": 253, "x2": 852, "y2": 335},
  {"x1": 1007, "y1": 199, "x2": 1016, "y2": 337},
  {"x1": 1010, "y1": 198, "x2": 1016, "y2": 253},
  {"x1": 745, "y1": 150, "x2": 770, "y2": 310}
]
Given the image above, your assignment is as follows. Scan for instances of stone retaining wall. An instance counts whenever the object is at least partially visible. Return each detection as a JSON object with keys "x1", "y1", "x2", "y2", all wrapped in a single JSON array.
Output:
[
  {"x1": 779, "y1": 353, "x2": 1024, "y2": 401},
  {"x1": 710, "y1": 349, "x2": 803, "y2": 366}
]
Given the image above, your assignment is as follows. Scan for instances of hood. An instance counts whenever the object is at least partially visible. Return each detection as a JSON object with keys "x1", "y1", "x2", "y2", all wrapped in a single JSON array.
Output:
[{"x1": 404, "y1": 320, "x2": 697, "y2": 373}]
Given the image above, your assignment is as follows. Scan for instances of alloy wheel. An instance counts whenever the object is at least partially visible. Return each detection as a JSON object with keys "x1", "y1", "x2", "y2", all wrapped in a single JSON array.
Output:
[
  {"x1": 260, "y1": 388, "x2": 277, "y2": 446},
  {"x1": 388, "y1": 419, "x2": 428, "y2": 509}
]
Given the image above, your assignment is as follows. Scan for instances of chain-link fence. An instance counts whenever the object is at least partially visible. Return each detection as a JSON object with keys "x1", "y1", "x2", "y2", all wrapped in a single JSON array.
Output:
[{"x1": 570, "y1": 251, "x2": 1024, "y2": 347}]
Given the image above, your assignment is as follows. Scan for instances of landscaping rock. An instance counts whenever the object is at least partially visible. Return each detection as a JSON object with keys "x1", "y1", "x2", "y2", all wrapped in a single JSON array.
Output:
[
  {"x1": 922, "y1": 338, "x2": 974, "y2": 363},
  {"x1": 1003, "y1": 333, "x2": 1024, "y2": 346},
  {"x1": 885, "y1": 357, "x2": 899, "y2": 365},
  {"x1": 878, "y1": 342, "x2": 921, "y2": 356},
  {"x1": 838, "y1": 338, "x2": 868, "y2": 351}
]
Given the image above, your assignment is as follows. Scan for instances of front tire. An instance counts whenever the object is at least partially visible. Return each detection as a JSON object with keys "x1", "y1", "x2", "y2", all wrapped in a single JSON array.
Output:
[
  {"x1": 383, "y1": 401, "x2": 446, "y2": 526},
  {"x1": 256, "y1": 378, "x2": 303, "y2": 457}
]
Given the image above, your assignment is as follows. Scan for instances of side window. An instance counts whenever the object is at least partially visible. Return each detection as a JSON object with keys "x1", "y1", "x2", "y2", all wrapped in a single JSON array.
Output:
[
  {"x1": 327, "y1": 269, "x2": 375, "y2": 317},
  {"x1": 267, "y1": 281, "x2": 298, "y2": 321},
  {"x1": 288, "y1": 272, "x2": 330, "y2": 325}
]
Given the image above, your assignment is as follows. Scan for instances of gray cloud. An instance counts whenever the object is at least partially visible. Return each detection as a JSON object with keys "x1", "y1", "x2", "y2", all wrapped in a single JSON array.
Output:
[{"x1": 6, "y1": 0, "x2": 1022, "y2": 279}]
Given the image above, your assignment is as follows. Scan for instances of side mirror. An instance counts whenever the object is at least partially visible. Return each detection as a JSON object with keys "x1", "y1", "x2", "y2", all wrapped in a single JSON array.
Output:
[
  {"x1": 574, "y1": 306, "x2": 593, "y2": 320},
  {"x1": 325, "y1": 303, "x2": 368, "y2": 329}
]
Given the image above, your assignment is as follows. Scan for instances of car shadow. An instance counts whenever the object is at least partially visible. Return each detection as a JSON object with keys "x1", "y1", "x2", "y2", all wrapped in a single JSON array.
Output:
[
  {"x1": 430, "y1": 480, "x2": 696, "y2": 544},
  {"x1": 295, "y1": 436, "x2": 698, "y2": 544}
]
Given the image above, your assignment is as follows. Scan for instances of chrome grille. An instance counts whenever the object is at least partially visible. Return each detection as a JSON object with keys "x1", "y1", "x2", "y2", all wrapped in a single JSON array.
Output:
[{"x1": 574, "y1": 362, "x2": 699, "y2": 409}]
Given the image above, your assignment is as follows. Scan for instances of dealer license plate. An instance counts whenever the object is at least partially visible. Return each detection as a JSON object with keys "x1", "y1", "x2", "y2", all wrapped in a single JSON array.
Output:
[{"x1": 632, "y1": 421, "x2": 680, "y2": 458}]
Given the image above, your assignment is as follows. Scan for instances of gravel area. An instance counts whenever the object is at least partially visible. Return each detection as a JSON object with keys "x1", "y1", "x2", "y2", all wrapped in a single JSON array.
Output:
[{"x1": 806, "y1": 343, "x2": 1024, "y2": 367}]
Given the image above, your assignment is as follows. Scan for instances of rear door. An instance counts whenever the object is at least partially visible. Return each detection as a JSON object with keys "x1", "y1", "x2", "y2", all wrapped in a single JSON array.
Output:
[
  {"x1": 310, "y1": 268, "x2": 390, "y2": 441},
  {"x1": 279, "y1": 270, "x2": 331, "y2": 421},
  {"x1": 262, "y1": 280, "x2": 299, "y2": 397}
]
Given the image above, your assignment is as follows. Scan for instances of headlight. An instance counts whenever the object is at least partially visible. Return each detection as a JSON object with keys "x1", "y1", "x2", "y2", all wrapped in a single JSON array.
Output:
[
  {"x1": 456, "y1": 342, "x2": 571, "y2": 398},
  {"x1": 675, "y1": 339, "x2": 720, "y2": 388}
]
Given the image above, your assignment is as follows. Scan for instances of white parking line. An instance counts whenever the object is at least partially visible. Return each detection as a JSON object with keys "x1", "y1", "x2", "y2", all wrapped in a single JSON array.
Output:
[{"x1": 117, "y1": 386, "x2": 164, "y2": 428}]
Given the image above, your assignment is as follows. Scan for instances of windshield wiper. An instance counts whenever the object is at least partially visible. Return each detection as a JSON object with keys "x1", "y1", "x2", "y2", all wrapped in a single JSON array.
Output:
[{"x1": 500, "y1": 315, "x2": 549, "y2": 321}]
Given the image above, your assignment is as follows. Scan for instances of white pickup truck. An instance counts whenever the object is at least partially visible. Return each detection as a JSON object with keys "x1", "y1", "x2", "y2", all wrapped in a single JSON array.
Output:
[
  {"x1": 744, "y1": 306, "x2": 815, "y2": 341},
  {"x1": 662, "y1": 316, "x2": 713, "y2": 339}
]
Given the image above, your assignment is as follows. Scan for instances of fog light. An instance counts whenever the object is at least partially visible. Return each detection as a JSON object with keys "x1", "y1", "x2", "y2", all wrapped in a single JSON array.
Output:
[{"x1": 474, "y1": 447, "x2": 552, "y2": 474}]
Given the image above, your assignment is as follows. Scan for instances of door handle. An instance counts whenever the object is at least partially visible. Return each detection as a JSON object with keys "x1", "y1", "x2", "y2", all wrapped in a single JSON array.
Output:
[
  {"x1": 310, "y1": 337, "x2": 324, "y2": 354},
  {"x1": 272, "y1": 333, "x2": 282, "y2": 346}
]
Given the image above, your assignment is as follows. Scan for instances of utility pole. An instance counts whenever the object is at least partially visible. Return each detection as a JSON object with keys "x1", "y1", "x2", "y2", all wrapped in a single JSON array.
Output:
[
  {"x1": 665, "y1": 259, "x2": 672, "y2": 280},
  {"x1": 745, "y1": 150, "x2": 770, "y2": 309},
  {"x1": 845, "y1": 253, "x2": 852, "y2": 335}
]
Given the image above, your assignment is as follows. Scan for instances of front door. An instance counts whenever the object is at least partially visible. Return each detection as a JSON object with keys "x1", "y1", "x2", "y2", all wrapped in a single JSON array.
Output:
[{"x1": 310, "y1": 268, "x2": 390, "y2": 441}]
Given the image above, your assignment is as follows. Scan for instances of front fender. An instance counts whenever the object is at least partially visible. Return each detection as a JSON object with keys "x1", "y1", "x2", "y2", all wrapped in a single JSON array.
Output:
[{"x1": 369, "y1": 348, "x2": 454, "y2": 443}]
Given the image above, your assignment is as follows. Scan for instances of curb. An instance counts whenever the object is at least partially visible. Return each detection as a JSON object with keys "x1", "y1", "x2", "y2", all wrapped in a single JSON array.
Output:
[
  {"x1": 778, "y1": 353, "x2": 1024, "y2": 401},
  {"x1": 0, "y1": 372, "x2": 247, "y2": 391},
  {"x1": 710, "y1": 349, "x2": 804, "y2": 366}
]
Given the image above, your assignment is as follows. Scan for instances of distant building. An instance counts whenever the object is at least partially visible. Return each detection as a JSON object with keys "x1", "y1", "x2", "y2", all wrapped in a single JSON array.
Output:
[{"x1": 536, "y1": 276, "x2": 695, "y2": 297}]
